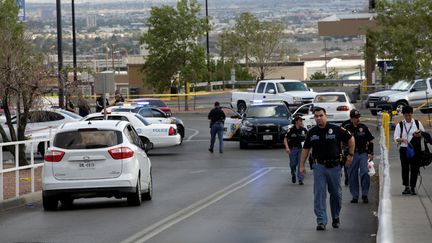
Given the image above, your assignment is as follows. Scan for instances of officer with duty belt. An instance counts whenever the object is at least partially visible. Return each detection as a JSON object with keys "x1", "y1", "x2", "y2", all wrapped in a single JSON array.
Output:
[
  {"x1": 343, "y1": 109, "x2": 374, "y2": 203},
  {"x1": 300, "y1": 107, "x2": 355, "y2": 231}
]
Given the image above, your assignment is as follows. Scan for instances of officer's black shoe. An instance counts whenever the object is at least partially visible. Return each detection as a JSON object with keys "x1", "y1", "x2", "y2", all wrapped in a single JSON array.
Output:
[
  {"x1": 299, "y1": 180, "x2": 304, "y2": 185},
  {"x1": 332, "y1": 218, "x2": 340, "y2": 228},
  {"x1": 350, "y1": 198, "x2": 358, "y2": 203},
  {"x1": 362, "y1": 196, "x2": 369, "y2": 203},
  {"x1": 411, "y1": 188, "x2": 417, "y2": 195},
  {"x1": 402, "y1": 187, "x2": 411, "y2": 195},
  {"x1": 208, "y1": 148, "x2": 213, "y2": 153},
  {"x1": 316, "y1": 224, "x2": 326, "y2": 231},
  {"x1": 292, "y1": 175, "x2": 296, "y2": 184}
]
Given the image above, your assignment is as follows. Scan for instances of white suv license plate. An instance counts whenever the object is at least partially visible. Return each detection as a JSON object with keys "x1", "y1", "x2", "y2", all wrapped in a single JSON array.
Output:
[
  {"x1": 263, "y1": 135, "x2": 273, "y2": 140},
  {"x1": 79, "y1": 162, "x2": 95, "y2": 169},
  {"x1": 369, "y1": 102, "x2": 375, "y2": 107}
]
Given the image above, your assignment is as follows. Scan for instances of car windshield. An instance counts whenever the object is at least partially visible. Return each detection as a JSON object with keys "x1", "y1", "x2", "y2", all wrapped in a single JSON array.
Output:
[
  {"x1": 391, "y1": 80, "x2": 413, "y2": 91},
  {"x1": 246, "y1": 105, "x2": 290, "y2": 118},
  {"x1": 276, "y1": 82, "x2": 309, "y2": 92},
  {"x1": 314, "y1": 94, "x2": 346, "y2": 103},
  {"x1": 54, "y1": 129, "x2": 122, "y2": 149},
  {"x1": 58, "y1": 110, "x2": 82, "y2": 119},
  {"x1": 135, "y1": 114, "x2": 150, "y2": 126}
]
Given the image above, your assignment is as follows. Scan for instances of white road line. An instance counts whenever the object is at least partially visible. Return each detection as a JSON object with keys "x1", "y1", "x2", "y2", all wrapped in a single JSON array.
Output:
[
  {"x1": 185, "y1": 128, "x2": 199, "y2": 141},
  {"x1": 121, "y1": 167, "x2": 274, "y2": 243}
]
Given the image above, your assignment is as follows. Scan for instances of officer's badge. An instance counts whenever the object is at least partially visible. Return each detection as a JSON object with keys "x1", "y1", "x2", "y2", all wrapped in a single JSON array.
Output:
[
  {"x1": 302, "y1": 130, "x2": 305, "y2": 135},
  {"x1": 328, "y1": 128, "x2": 333, "y2": 134},
  {"x1": 359, "y1": 127, "x2": 363, "y2": 132}
]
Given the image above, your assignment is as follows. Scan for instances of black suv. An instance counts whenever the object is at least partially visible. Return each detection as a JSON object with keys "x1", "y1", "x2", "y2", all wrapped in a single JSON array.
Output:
[{"x1": 239, "y1": 101, "x2": 292, "y2": 149}]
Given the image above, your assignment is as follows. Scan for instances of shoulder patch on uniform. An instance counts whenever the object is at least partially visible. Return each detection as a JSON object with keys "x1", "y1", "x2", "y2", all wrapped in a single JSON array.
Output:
[
  {"x1": 359, "y1": 127, "x2": 363, "y2": 132},
  {"x1": 328, "y1": 128, "x2": 333, "y2": 134}
]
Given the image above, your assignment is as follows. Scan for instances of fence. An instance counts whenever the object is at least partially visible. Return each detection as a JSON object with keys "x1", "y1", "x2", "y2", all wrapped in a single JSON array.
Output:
[
  {"x1": 0, "y1": 139, "x2": 49, "y2": 201},
  {"x1": 377, "y1": 112, "x2": 393, "y2": 243}
]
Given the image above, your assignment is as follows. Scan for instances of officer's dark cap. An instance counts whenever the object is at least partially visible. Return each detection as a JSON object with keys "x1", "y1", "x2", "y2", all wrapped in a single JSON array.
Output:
[
  {"x1": 293, "y1": 116, "x2": 305, "y2": 122},
  {"x1": 214, "y1": 101, "x2": 220, "y2": 107},
  {"x1": 402, "y1": 105, "x2": 413, "y2": 114},
  {"x1": 350, "y1": 109, "x2": 361, "y2": 118}
]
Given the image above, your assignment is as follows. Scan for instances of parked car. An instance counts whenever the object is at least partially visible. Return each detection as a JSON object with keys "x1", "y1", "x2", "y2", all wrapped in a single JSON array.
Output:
[
  {"x1": 0, "y1": 109, "x2": 82, "y2": 155},
  {"x1": 220, "y1": 106, "x2": 242, "y2": 140},
  {"x1": 239, "y1": 100, "x2": 292, "y2": 149},
  {"x1": 130, "y1": 98, "x2": 173, "y2": 116},
  {"x1": 111, "y1": 105, "x2": 185, "y2": 142},
  {"x1": 366, "y1": 78, "x2": 432, "y2": 115},
  {"x1": 42, "y1": 120, "x2": 152, "y2": 210},
  {"x1": 82, "y1": 112, "x2": 181, "y2": 152},
  {"x1": 293, "y1": 92, "x2": 355, "y2": 125},
  {"x1": 231, "y1": 80, "x2": 317, "y2": 113}
]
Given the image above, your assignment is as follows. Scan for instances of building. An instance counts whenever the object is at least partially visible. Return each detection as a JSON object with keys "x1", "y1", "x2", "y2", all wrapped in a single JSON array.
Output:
[{"x1": 86, "y1": 14, "x2": 97, "y2": 29}]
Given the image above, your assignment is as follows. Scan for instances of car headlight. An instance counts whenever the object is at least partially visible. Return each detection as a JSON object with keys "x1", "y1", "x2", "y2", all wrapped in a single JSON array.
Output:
[
  {"x1": 380, "y1": 96, "x2": 390, "y2": 102},
  {"x1": 241, "y1": 121, "x2": 254, "y2": 131},
  {"x1": 282, "y1": 125, "x2": 290, "y2": 131},
  {"x1": 293, "y1": 97, "x2": 302, "y2": 104}
]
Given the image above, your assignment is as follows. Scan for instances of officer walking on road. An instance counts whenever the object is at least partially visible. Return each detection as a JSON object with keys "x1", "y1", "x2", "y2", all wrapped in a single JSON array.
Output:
[
  {"x1": 344, "y1": 109, "x2": 374, "y2": 203},
  {"x1": 284, "y1": 116, "x2": 308, "y2": 185},
  {"x1": 300, "y1": 107, "x2": 355, "y2": 231},
  {"x1": 208, "y1": 101, "x2": 226, "y2": 153}
]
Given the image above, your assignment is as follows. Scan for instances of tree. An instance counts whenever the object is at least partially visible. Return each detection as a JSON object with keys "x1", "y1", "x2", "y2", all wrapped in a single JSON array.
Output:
[
  {"x1": 219, "y1": 12, "x2": 285, "y2": 80},
  {"x1": 368, "y1": 0, "x2": 432, "y2": 81},
  {"x1": 140, "y1": 0, "x2": 209, "y2": 93},
  {"x1": 0, "y1": 0, "x2": 49, "y2": 165}
]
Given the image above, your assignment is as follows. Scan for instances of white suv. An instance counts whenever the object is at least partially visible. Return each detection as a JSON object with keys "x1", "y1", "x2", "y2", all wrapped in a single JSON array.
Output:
[{"x1": 42, "y1": 120, "x2": 152, "y2": 210}]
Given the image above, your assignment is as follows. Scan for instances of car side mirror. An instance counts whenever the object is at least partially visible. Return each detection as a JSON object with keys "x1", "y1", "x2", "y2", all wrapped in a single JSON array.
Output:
[
  {"x1": 309, "y1": 88, "x2": 314, "y2": 92},
  {"x1": 410, "y1": 88, "x2": 416, "y2": 92},
  {"x1": 267, "y1": 89, "x2": 276, "y2": 94}
]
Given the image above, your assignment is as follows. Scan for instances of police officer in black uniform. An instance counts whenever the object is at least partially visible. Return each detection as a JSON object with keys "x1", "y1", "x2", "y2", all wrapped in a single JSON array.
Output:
[
  {"x1": 344, "y1": 109, "x2": 374, "y2": 203},
  {"x1": 208, "y1": 101, "x2": 226, "y2": 153},
  {"x1": 300, "y1": 107, "x2": 355, "y2": 231},
  {"x1": 284, "y1": 116, "x2": 308, "y2": 185}
]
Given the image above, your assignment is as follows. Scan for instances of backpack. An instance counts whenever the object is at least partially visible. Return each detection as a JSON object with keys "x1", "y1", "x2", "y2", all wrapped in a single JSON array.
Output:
[{"x1": 418, "y1": 132, "x2": 432, "y2": 167}]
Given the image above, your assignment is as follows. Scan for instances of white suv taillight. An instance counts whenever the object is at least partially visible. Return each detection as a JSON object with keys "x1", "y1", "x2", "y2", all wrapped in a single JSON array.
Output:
[
  {"x1": 108, "y1": 147, "x2": 134, "y2": 160},
  {"x1": 44, "y1": 150, "x2": 65, "y2": 162},
  {"x1": 168, "y1": 127, "x2": 177, "y2": 136}
]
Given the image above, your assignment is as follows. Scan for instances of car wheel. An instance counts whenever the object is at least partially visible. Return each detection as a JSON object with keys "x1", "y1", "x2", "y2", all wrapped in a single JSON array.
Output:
[
  {"x1": 127, "y1": 177, "x2": 142, "y2": 206},
  {"x1": 370, "y1": 110, "x2": 377, "y2": 116},
  {"x1": 43, "y1": 195, "x2": 58, "y2": 211},
  {"x1": 177, "y1": 125, "x2": 184, "y2": 144},
  {"x1": 395, "y1": 101, "x2": 408, "y2": 114},
  {"x1": 60, "y1": 198, "x2": 74, "y2": 207},
  {"x1": 239, "y1": 140, "x2": 248, "y2": 149},
  {"x1": 142, "y1": 171, "x2": 153, "y2": 201},
  {"x1": 237, "y1": 101, "x2": 246, "y2": 114}
]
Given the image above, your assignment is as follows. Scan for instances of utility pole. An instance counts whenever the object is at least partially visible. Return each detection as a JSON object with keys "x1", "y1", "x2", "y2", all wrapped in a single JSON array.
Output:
[
  {"x1": 56, "y1": 0, "x2": 64, "y2": 108},
  {"x1": 72, "y1": 0, "x2": 77, "y2": 84},
  {"x1": 205, "y1": 0, "x2": 211, "y2": 90}
]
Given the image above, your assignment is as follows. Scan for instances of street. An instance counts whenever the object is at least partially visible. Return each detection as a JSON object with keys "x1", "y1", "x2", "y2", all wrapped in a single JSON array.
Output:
[{"x1": 0, "y1": 113, "x2": 378, "y2": 243}]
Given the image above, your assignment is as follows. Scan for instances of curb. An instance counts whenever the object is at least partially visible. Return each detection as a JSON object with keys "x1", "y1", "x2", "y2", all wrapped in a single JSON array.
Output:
[{"x1": 0, "y1": 191, "x2": 41, "y2": 211}]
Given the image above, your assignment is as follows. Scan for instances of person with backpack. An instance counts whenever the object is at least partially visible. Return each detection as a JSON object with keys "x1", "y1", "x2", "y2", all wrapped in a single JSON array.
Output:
[{"x1": 393, "y1": 106, "x2": 425, "y2": 195}]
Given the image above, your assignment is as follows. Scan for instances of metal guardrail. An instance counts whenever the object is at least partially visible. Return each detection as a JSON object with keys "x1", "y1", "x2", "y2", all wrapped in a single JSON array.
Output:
[
  {"x1": 377, "y1": 113, "x2": 393, "y2": 243},
  {"x1": 0, "y1": 139, "x2": 49, "y2": 201}
]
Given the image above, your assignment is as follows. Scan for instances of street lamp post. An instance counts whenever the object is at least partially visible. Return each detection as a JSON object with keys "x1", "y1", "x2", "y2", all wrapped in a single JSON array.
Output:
[
  {"x1": 72, "y1": 0, "x2": 77, "y2": 83},
  {"x1": 205, "y1": 0, "x2": 211, "y2": 90},
  {"x1": 56, "y1": 0, "x2": 64, "y2": 108}
]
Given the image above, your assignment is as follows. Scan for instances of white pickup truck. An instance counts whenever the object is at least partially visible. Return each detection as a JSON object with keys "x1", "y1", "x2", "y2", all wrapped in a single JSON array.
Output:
[{"x1": 231, "y1": 80, "x2": 317, "y2": 113}]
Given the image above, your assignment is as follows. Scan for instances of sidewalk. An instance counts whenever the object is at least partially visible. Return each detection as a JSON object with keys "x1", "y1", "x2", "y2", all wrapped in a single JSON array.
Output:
[{"x1": 388, "y1": 143, "x2": 432, "y2": 242}]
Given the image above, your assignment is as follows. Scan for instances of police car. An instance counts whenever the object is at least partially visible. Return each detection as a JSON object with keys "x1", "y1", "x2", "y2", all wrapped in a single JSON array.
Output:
[
  {"x1": 239, "y1": 100, "x2": 292, "y2": 149},
  {"x1": 221, "y1": 106, "x2": 242, "y2": 140},
  {"x1": 110, "y1": 104, "x2": 185, "y2": 142},
  {"x1": 83, "y1": 112, "x2": 181, "y2": 152},
  {"x1": 292, "y1": 92, "x2": 355, "y2": 126}
]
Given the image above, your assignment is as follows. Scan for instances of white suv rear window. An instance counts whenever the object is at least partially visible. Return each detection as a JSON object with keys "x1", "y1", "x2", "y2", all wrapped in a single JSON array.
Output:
[{"x1": 54, "y1": 129, "x2": 122, "y2": 149}]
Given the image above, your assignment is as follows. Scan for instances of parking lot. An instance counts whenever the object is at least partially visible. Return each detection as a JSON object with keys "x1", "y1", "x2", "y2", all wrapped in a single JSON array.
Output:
[{"x1": 0, "y1": 112, "x2": 378, "y2": 243}]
